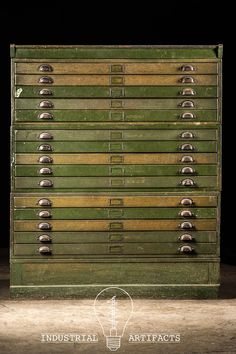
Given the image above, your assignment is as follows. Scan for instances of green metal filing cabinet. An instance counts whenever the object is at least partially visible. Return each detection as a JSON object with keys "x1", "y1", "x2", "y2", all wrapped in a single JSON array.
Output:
[{"x1": 10, "y1": 45, "x2": 222, "y2": 298}]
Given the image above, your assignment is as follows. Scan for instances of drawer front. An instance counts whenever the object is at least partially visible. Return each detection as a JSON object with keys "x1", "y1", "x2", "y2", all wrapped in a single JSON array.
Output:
[
  {"x1": 15, "y1": 98, "x2": 218, "y2": 110},
  {"x1": 15, "y1": 141, "x2": 217, "y2": 153},
  {"x1": 15, "y1": 109, "x2": 218, "y2": 122},
  {"x1": 16, "y1": 74, "x2": 218, "y2": 86},
  {"x1": 13, "y1": 231, "x2": 217, "y2": 243},
  {"x1": 15, "y1": 164, "x2": 217, "y2": 177},
  {"x1": 14, "y1": 176, "x2": 217, "y2": 189},
  {"x1": 15, "y1": 85, "x2": 218, "y2": 98},
  {"x1": 13, "y1": 242, "x2": 217, "y2": 256},
  {"x1": 11, "y1": 261, "x2": 217, "y2": 285},
  {"x1": 15, "y1": 62, "x2": 218, "y2": 74},
  {"x1": 14, "y1": 219, "x2": 217, "y2": 231},
  {"x1": 14, "y1": 194, "x2": 218, "y2": 207},
  {"x1": 15, "y1": 153, "x2": 218, "y2": 165},
  {"x1": 14, "y1": 207, "x2": 216, "y2": 220},
  {"x1": 15, "y1": 129, "x2": 218, "y2": 141}
]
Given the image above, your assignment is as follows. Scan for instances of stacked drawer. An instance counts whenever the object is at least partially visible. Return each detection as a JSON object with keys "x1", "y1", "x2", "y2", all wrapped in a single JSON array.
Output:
[{"x1": 11, "y1": 45, "x2": 222, "y2": 298}]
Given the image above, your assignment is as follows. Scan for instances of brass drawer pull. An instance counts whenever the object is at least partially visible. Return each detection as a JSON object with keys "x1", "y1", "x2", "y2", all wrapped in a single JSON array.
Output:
[
  {"x1": 39, "y1": 167, "x2": 52, "y2": 175},
  {"x1": 180, "y1": 143, "x2": 194, "y2": 151},
  {"x1": 39, "y1": 88, "x2": 53, "y2": 96},
  {"x1": 39, "y1": 100, "x2": 54, "y2": 109},
  {"x1": 179, "y1": 210, "x2": 193, "y2": 217},
  {"x1": 37, "y1": 198, "x2": 52, "y2": 207},
  {"x1": 38, "y1": 222, "x2": 51, "y2": 230},
  {"x1": 38, "y1": 246, "x2": 51, "y2": 254},
  {"x1": 38, "y1": 112, "x2": 54, "y2": 120},
  {"x1": 38, "y1": 234, "x2": 52, "y2": 243},
  {"x1": 38, "y1": 144, "x2": 52, "y2": 151},
  {"x1": 39, "y1": 179, "x2": 53, "y2": 187},
  {"x1": 179, "y1": 245, "x2": 194, "y2": 253},
  {"x1": 180, "y1": 155, "x2": 194, "y2": 163},
  {"x1": 180, "y1": 76, "x2": 195, "y2": 84},
  {"x1": 180, "y1": 198, "x2": 193, "y2": 206},
  {"x1": 180, "y1": 88, "x2": 196, "y2": 96},
  {"x1": 180, "y1": 100, "x2": 195, "y2": 108},
  {"x1": 179, "y1": 234, "x2": 194, "y2": 242},
  {"x1": 181, "y1": 178, "x2": 195, "y2": 186},
  {"x1": 179, "y1": 221, "x2": 194, "y2": 230},
  {"x1": 181, "y1": 65, "x2": 196, "y2": 72},
  {"x1": 38, "y1": 155, "x2": 53, "y2": 164},
  {"x1": 180, "y1": 131, "x2": 194, "y2": 139},
  {"x1": 39, "y1": 132, "x2": 53, "y2": 140},
  {"x1": 38, "y1": 64, "x2": 53, "y2": 72},
  {"x1": 180, "y1": 112, "x2": 195, "y2": 119},
  {"x1": 38, "y1": 76, "x2": 53, "y2": 84},
  {"x1": 180, "y1": 167, "x2": 195, "y2": 175},
  {"x1": 38, "y1": 210, "x2": 51, "y2": 218}
]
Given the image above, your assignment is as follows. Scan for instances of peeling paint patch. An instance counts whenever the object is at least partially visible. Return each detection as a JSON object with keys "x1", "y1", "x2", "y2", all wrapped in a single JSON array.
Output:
[{"x1": 16, "y1": 88, "x2": 23, "y2": 97}]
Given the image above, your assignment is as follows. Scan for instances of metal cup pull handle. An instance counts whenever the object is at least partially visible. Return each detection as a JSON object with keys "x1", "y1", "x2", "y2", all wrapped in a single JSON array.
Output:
[
  {"x1": 37, "y1": 198, "x2": 52, "y2": 207},
  {"x1": 38, "y1": 246, "x2": 52, "y2": 254},
  {"x1": 180, "y1": 131, "x2": 194, "y2": 139},
  {"x1": 180, "y1": 76, "x2": 195, "y2": 84},
  {"x1": 38, "y1": 64, "x2": 53, "y2": 72},
  {"x1": 179, "y1": 245, "x2": 194, "y2": 253},
  {"x1": 38, "y1": 234, "x2": 52, "y2": 243},
  {"x1": 38, "y1": 210, "x2": 52, "y2": 218},
  {"x1": 180, "y1": 100, "x2": 195, "y2": 108},
  {"x1": 181, "y1": 112, "x2": 195, "y2": 119},
  {"x1": 178, "y1": 234, "x2": 194, "y2": 242},
  {"x1": 38, "y1": 156, "x2": 53, "y2": 164},
  {"x1": 181, "y1": 178, "x2": 195, "y2": 186},
  {"x1": 39, "y1": 100, "x2": 54, "y2": 109},
  {"x1": 38, "y1": 222, "x2": 51, "y2": 230},
  {"x1": 180, "y1": 88, "x2": 196, "y2": 96},
  {"x1": 38, "y1": 76, "x2": 53, "y2": 84},
  {"x1": 38, "y1": 112, "x2": 54, "y2": 120},
  {"x1": 179, "y1": 210, "x2": 194, "y2": 217},
  {"x1": 39, "y1": 179, "x2": 53, "y2": 187},
  {"x1": 180, "y1": 198, "x2": 193, "y2": 206},
  {"x1": 181, "y1": 65, "x2": 196, "y2": 72},
  {"x1": 179, "y1": 221, "x2": 194, "y2": 230},
  {"x1": 39, "y1": 132, "x2": 53, "y2": 140},
  {"x1": 180, "y1": 167, "x2": 195, "y2": 175}
]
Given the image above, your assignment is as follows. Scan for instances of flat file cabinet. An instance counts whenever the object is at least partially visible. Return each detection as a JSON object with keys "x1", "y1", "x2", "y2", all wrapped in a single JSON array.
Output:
[{"x1": 10, "y1": 45, "x2": 222, "y2": 298}]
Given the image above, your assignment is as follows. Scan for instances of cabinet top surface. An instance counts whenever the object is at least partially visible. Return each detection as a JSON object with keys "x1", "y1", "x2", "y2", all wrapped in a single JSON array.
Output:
[{"x1": 10, "y1": 45, "x2": 223, "y2": 59}]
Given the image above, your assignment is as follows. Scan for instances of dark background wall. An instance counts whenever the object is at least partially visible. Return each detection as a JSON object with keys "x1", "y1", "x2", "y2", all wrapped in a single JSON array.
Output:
[{"x1": 0, "y1": 5, "x2": 233, "y2": 263}]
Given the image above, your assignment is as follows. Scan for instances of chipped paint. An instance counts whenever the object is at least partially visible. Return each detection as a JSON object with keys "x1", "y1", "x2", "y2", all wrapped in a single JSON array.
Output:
[{"x1": 15, "y1": 88, "x2": 23, "y2": 97}]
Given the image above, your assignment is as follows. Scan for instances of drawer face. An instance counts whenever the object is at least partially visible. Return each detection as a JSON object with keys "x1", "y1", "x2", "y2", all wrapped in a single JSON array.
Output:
[
  {"x1": 15, "y1": 141, "x2": 217, "y2": 153},
  {"x1": 14, "y1": 194, "x2": 218, "y2": 207},
  {"x1": 14, "y1": 176, "x2": 217, "y2": 189},
  {"x1": 15, "y1": 62, "x2": 218, "y2": 74},
  {"x1": 15, "y1": 98, "x2": 218, "y2": 110},
  {"x1": 14, "y1": 207, "x2": 216, "y2": 219},
  {"x1": 13, "y1": 242, "x2": 217, "y2": 256},
  {"x1": 15, "y1": 129, "x2": 218, "y2": 141},
  {"x1": 15, "y1": 153, "x2": 218, "y2": 164},
  {"x1": 13, "y1": 231, "x2": 217, "y2": 243},
  {"x1": 15, "y1": 86, "x2": 218, "y2": 98},
  {"x1": 16, "y1": 74, "x2": 218, "y2": 86},
  {"x1": 14, "y1": 219, "x2": 217, "y2": 231},
  {"x1": 11, "y1": 261, "x2": 216, "y2": 285},
  {"x1": 15, "y1": 164, "x2": 217, "y2": 177},
  {"x1": 15, "y1": 109, "x2": 218, "y2": 122}
]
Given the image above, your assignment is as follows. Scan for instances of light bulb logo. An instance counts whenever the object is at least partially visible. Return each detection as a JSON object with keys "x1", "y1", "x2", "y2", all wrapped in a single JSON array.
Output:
[{"x1": 93, "y1": 287, "x2": 133, "y2": 351}]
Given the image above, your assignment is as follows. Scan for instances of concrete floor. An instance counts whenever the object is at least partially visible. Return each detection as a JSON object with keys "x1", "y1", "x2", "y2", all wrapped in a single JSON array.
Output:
[{"x1": 0, "y1": 262, "x2": 236, "y2": 354}]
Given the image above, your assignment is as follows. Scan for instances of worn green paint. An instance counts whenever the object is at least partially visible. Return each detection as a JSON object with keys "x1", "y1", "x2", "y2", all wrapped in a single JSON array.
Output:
[
  {"x1": 12, "y1": 46, "x2": 219, "y2": 59},
  {"x1": 15, "y1": 129, "x2": 217, "y2": 141},
  {"x1": 15, "y1": 98, "x2": 217, "y2": 110},
  {"x1": 15, "y1": 86, "x2": 218, "y2": 98},
  {"x1": 15, "y1": 176, "x2": 217, "y2": 189},
  {"x1": 15, "y1": 164, "x2": 217, "y2": 177},
  {"x1": 16, "y1": 141, "x2": 217, "y2": 153},
  {"x1": 15, "y1": 109, "x2": 218, "y2": 122},
  {"x1": 13, "y1": 242, "x2": 217, "y2": 256},
  {"x1": 13, "y1": 231, "x2": 217, "y2": 243},
  {"x1": 14, "y1": 207, "x2": 216, "y2": 220},
  {"x1": 10, "y1": 260, "x2": 218, "y2": 285}
]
